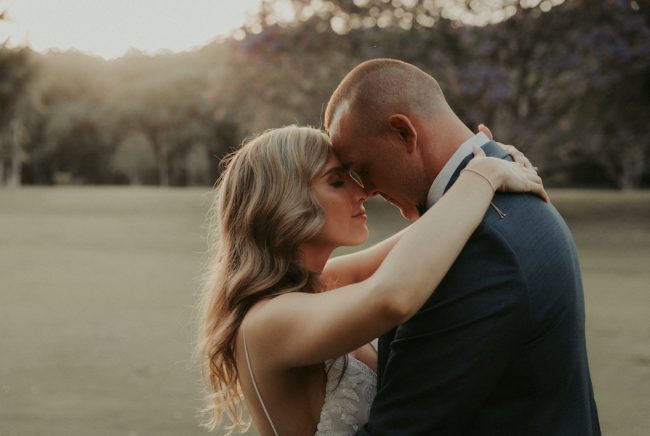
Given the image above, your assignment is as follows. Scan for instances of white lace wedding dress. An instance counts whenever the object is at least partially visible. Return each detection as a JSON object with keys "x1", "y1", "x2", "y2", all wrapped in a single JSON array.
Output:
[{"x1": 315, "y1": 355, "x2": 377, "y2": 435}]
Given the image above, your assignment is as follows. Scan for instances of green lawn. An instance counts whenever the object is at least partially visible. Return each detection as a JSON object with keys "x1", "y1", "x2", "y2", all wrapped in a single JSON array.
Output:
[{"x1": 0, "y1": 187, "x2": 648, "y2": 436}]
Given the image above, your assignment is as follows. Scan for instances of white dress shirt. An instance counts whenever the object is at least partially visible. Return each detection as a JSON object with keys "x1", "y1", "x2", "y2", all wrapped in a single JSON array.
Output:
[{"x1": 426, "y1": 132, "x2": 490, "y2": 208}]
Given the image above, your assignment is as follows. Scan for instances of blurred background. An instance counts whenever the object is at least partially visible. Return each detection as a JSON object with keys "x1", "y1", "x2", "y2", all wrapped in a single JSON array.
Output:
[{"x1": 0, "y1": 0, "x2": 648, "y2": 435}]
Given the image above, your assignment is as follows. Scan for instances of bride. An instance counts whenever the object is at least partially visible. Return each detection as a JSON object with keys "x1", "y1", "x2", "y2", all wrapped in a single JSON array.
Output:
[{"x1": 196, "y1": 125, "x2": 545, "y2": 435}]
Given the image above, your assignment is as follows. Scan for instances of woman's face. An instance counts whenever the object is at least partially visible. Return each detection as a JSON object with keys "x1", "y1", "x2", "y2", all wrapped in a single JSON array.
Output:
[{"x1": 311, "y1": 153, "x2": 369, "y2": 248}]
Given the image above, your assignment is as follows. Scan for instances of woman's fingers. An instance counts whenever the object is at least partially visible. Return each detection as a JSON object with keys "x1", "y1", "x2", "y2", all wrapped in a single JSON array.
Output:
[
  {"x1": 505, "y1": 162, "x2": 549, "y2": 202},
  {"x1": 531, "y1": 181, "x2": 550, "y2": 203},
  {"x1": 506, "y1": 144, "x2": 529, "y2": 167},
  {"x1": 524, "y1": 170, "x2": 549, "y2": 202},
  {"x1": 502, "y1": 143, "x2": 536, "y2": 171},
  {"x1": 474, "y1": 127, "x2": 538, "y2": 173},
  {"x1": 472, "y1": 154, "x2": 549, "y2": 202},
  {"x1": 525, "y1": 169, "x2": 542, "y2": 184},
  {"x1": 478, "y1": 124, "x2": 493, "y2": 140}
]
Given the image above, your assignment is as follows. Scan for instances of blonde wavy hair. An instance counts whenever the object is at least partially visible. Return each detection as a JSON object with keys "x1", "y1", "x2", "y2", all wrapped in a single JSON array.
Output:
[{"x1": 196, "y1": 125, "x2": 332, "y2": 433}]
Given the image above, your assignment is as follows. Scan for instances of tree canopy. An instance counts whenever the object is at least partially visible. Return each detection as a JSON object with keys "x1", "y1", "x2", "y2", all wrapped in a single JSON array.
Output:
[{"x1": 0, "y1": 0, "x2": 648, "y2": 188}]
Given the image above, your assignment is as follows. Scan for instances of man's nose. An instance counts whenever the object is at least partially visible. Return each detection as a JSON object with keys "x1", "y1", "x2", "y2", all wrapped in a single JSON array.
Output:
[
  {"x1": 360, "y1": 179, "x2": 377, "y2": 197},
  {"x1": 363, "y1": 185, "x2": 379, "y2": 198},
  {"x1": 353, "y1": 183, "x2": 369, "y2": 202}
]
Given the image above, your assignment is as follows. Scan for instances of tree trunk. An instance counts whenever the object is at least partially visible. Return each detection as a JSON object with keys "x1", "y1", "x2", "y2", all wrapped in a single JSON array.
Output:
[
  {"x1": 8, "y1": 119, "x2": 26, "y2": 187},
  {"x1": 156, "y1": 130, "x2": 170, "y2": 187},
  {"x1": 130, "y1": 173, "x2": 141, "y2": 185},
  {"x1": 617, "y1": 146, "x2": 646, "y2": 189}
]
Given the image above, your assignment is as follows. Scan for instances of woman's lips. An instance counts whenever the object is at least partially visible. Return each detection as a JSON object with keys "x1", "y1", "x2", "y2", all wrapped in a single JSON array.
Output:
[{"x1": 352, "y1": 208, "x2": 367, "y2": 219}]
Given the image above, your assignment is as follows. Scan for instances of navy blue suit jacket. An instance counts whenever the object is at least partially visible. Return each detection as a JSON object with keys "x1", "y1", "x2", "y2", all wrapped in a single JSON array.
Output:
[{"x1": 357, "y1": 142, "x2": 600, "y2": 435}]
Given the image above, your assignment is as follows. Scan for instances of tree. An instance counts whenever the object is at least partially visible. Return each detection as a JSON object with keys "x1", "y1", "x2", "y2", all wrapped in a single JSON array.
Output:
[
  {"x1": 104, "y1": 55, "x2": 219, "y2": 186},
  {"x1": 502, "y1": 0, "x2": 650, "y2": 188},
  {"x1": 110, "y1": 132, "x2": 157, "y2": 185},
  {"x1": 3, "y1": 1, "x2": 648, "y2": 188},
  {"x1": 0, "y1": 43, "x2": 33, "y2": 186},
  {"x1": 237, "y1": 0, "x2": 649, "y2": 188},
  {"x1": 245, "y1": 0, "x2": 567, "y2": 34},
  {"x1": 184, "y1": 142, "x2": 211, "y2": 186}
]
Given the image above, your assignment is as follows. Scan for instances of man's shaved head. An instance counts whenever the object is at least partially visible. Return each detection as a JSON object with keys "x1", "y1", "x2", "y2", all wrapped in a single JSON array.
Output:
[
  {"x1": 324, "y1": 58, "x2": 450, "y2": 137},
  {"x1": 324, "y1": 59, "x2": 468, "y2": 221}
]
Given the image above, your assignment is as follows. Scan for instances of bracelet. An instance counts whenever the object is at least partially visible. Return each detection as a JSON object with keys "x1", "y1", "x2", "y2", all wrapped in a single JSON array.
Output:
[{"x1": 460, "y1": 168, "x2": 497, "y2": 192}]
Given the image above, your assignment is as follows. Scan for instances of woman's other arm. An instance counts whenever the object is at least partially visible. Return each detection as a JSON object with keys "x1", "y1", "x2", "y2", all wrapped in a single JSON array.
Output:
[{"x1": 322, "y1": 225, "x2": 410, "y2": 288}]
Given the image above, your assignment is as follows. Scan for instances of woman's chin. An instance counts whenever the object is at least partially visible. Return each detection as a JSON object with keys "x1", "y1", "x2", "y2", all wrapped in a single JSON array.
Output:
[{"x1": 350, "y1": 229, "x2": 369, "y2": 246}]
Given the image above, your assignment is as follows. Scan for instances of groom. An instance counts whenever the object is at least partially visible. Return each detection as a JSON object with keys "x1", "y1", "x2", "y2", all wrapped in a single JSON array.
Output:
[{"x1": 324, "y1": 59, "x2": 600, "y2": 435}]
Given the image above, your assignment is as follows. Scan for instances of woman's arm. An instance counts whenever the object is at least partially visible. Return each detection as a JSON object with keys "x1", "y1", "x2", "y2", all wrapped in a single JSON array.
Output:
[
  {"x1": 247, "y1": 150, "x2": 546, "y2": 369},
  {"x1": 321, "y1": 225, "x2": 410, "y2": 288}
]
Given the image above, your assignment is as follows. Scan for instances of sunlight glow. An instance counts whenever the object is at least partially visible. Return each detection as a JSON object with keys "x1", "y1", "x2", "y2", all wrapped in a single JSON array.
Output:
[{"x1": 0, "y1": 0, "x2": 260, "y2": 59}]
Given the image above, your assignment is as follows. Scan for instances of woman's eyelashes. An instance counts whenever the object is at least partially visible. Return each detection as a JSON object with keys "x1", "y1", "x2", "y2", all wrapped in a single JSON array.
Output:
[
  {"x1": 330, "y1": 171, "x2": 358, "y2": 188},
  {"x1": 328, "y1": 170, "x2": 360, "y2": 188}
]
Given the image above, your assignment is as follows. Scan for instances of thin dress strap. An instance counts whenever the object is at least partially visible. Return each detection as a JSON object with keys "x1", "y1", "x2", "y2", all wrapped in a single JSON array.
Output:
[{"x1": 243, "y1": 330, "x2": 279, "y2": 436}]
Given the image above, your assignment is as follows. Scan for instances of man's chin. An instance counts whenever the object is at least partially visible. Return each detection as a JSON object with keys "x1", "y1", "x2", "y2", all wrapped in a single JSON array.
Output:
[
  {"x1": 391, "y1": 201, "x2": 419, "y2": 221},
  {"x1": 380, "y1": 195, "x2": 419, "y2": 221},
  {"x1": 400, "y1": 208, "x2": 420, "y2": 221}
]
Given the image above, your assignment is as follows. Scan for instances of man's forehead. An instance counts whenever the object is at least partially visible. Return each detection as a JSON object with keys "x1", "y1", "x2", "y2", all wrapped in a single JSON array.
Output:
[
  {"x1": 332, "y1": 146, "x2": 360, "y2": 170},
  {"x1": 328, "y1": 100, "x2": 351, "y2": 141},
  {"x1": 330, "y1": 146, "x2": 353, "y2": 168}
]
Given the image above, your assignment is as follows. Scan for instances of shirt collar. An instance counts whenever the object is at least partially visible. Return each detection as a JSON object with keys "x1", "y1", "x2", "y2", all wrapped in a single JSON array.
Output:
[{"x1": 426, "y1": 132, "x2": 490, "y2": 208}]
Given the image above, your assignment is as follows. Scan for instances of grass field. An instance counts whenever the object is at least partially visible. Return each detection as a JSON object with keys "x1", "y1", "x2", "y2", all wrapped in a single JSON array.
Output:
[{"x1": 0, "y1": 187, "x2": 648, "y2": 436}]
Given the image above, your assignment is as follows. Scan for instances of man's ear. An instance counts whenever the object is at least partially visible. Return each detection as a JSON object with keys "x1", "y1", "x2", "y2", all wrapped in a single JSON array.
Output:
[{"x1": 388, "y1": 114, "x2": 417, "y2": 153}]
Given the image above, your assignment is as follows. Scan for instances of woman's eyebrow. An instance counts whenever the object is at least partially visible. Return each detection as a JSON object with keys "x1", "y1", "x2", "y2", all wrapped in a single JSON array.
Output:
[{"x1": 321, "y1": 166, "x2": 346, "y2": 177}]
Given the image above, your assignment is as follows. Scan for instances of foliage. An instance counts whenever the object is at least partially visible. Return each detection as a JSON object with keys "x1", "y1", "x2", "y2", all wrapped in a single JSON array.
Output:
[
  {"x1": 111, "y1": 131, "x2": 157, "y2": 185},
  {"x1": 0, "y1": 35, "x2": 33, "y2": 186},
  {"x1": 238, "y1": 0, "x2": 650, "y2": 188},
  {"x1": 184, "y1": 142, "x2": 212, "y2": 186},
  {"x1": 0, "y1": 0, "x2": 648, "y2": 188}
]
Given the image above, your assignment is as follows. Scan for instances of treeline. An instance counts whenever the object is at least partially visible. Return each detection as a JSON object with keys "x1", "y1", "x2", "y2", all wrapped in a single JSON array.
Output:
[{"x1": 1, "y1": 0, "x2": 648, "y2": 188}]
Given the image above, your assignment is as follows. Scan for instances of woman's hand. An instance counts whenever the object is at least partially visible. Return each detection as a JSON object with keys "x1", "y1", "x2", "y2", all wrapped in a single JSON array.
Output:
[
  {"x1": 466, "y1": 146, "x2": 549, "y2": 203},
  {"x1": 478, "y1": 124, "x2": 536, "y2": 172}
]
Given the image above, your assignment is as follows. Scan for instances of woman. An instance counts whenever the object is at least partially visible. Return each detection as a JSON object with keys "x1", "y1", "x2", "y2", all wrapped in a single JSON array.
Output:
[{"x1": 196, "y1": 125, "x2": 546, "y2": 435}]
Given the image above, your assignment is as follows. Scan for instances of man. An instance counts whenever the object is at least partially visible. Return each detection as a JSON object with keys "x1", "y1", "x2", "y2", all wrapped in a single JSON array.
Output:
[{"x1": 324, "y1": 59, "x2": 600, "y2": 435}]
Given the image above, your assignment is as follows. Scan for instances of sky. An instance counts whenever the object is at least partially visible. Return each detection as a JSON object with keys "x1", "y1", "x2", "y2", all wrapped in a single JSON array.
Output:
[{"x1": 0, "y1": 0, "x2": 261, "y2": 59}]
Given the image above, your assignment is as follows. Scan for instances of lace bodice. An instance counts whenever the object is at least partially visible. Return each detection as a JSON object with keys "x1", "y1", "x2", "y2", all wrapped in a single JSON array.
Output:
[
  {"x1": 315, "y1": 355, "x2": 377, "y2": 435},
  {"x1": 243, "y1": 332, "x2": 377, "y2": 436}
]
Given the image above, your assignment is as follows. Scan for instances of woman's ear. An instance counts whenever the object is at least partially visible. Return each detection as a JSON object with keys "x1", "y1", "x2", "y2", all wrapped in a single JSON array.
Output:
[{"x1": 388, "y1": 114, "x2": 417, "y2": 153}]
